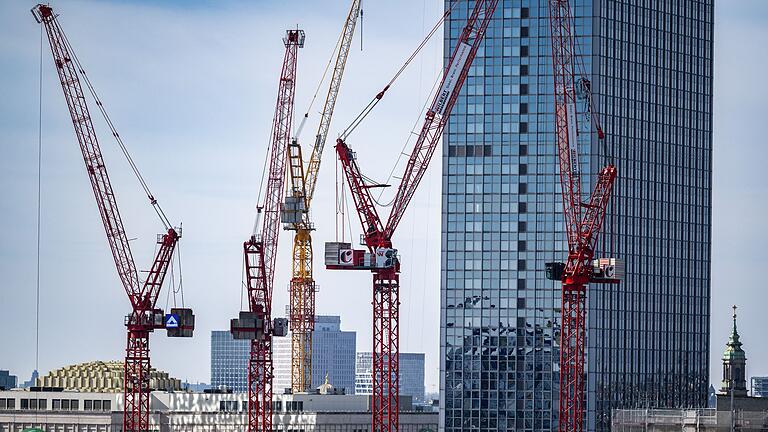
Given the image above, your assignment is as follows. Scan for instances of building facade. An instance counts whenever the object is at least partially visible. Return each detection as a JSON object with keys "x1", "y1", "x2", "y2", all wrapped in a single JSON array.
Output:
[
  {"x1": 273, "y1": 315, "x2": 356, "y2": 395},
  {"x1": 0, "y1": 389, "x2": 436, "y2": 432},
  {"x1": 440, "y1": 1, "x2": 713, "y2": 431},
  {"x1": 217, "y1": 315, "x2": 355, "y2": 395},
  {"x1": 355, "y1": 353, "x2": 426, "y2": 403},
  {"x1": 0, "y1": 373, "x2": 16, "y2": 391},
  {"x1": 751, "y1": 377, "x2": 768, "y2": 398},
  {"x1": 210, "y1": 331, "x2": 250, "y2": 392}
]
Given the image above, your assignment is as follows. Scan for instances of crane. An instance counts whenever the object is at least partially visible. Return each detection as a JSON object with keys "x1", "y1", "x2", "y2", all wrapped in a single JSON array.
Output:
[
  {"x1": 325, "y1": 2, "x2": 499, "y2": 431},
  {"x1": 230, "y1": 29, "x2": 304, "y2": 432},
  {"x1": 282, "y1": 0, "x2": 361, "y2": 394},
  {"x1": 32, "y1": 5, "x2": 194, "y2": 432},
  {"x1": 544, "y1": 1, "x2": 621, "y2": 431}
]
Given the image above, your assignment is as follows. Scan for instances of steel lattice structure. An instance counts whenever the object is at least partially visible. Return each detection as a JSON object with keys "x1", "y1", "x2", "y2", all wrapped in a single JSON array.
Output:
[
  {"x1": 34, "y1": 5, "x2": 192, "y2": 432},
  {"x1": 546, "y1": 1, "x2": 619, "y2": 431},
  {"x1": 329, "y1": 2, "x2": 499, "y2": 431},
  {"x1": 284, "y1": 0, "x2": 361, "y2": 393},
  {"x1": 234, "y1": 29, "x2": 304, "y2": 432}
]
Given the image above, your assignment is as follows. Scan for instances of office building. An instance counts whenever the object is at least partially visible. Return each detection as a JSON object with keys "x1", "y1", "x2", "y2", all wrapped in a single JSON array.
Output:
[
  {"x1": 210, "y1": 331, "x2": 250, "y2": 392},
  {"x1": 0, "y1": 389, "x2": 437, "y2": 432},
  {"x1": 440, "y1": 2, "x2": 712, "y2": 431},
  {"x1": 274, "y1": 315, "x2": 356, "y2": 394},
  {"x1": 0, "y1": 372, "x2": 16, "y2": 391},
  {"x1": 355, "y1": 352, "x2": 426, "y2": 403},
  {"x1": 752, "y1": 377, "x2": 768, "y2": 398},
  {"x1": 216, "y1": 316, "x2": 355, "y2": 394}
]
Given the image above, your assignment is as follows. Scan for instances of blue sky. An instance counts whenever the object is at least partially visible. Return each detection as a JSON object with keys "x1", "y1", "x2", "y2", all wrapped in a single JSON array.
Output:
[{"x1": 1, "y1": 0, "x2": 766, "y2": 394}]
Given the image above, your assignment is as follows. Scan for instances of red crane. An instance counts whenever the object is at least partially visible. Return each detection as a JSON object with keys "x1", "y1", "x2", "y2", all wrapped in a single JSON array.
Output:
[
  {"x1": 545, "y1": 1, "x2": 620, "y2": 431},
  {"x1": 326, "y1": 2, "x2": 498, "y2": 431},
  {"x1": 230, "y1": 29, "x2": 304, "y2": 432},
  {"x1": 33, "y1": 5, "x2": 194, "y2": 432}
]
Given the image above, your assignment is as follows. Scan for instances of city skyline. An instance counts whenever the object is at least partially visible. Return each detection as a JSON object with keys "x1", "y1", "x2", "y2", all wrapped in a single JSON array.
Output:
[{"x1": 0, "y1": 0, "x2": 766, "y2": 405}]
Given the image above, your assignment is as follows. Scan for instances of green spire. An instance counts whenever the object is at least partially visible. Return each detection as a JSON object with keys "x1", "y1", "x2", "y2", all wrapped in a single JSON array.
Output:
[{"x1": 723, "y1": 305, "x2": 746, "y2": 361}]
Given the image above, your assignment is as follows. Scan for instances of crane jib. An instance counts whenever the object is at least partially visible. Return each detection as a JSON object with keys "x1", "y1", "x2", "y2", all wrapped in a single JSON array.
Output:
[
  {"x1": 431, "y1": 41, "x2": 472, "y2": 116},
  {"x1": 566, "y1": 94, "x2": 580, "y2": 178}
]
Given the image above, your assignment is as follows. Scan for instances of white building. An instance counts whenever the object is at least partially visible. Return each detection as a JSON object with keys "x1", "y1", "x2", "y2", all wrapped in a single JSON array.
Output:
[{"x1": 0, "y1": 389, "x2": 436, "y2": 432}]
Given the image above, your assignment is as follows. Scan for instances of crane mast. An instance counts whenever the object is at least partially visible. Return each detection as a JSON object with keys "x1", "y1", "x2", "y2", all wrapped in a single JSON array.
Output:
[
  {"x1": 283, "y1": 0, "x2": 361, "y2": 393},
  {"x1": 33, "y1": 5, "x2": 194, "y2": 432},
  {"x1": 326, "y1": 2, "x2": 499, "y2": 431},
  {"x1": 545, "y1": 1, "x2": 619, "y2": 431},
  {"x1": 231, "y1": 29, "x2": 304, "y2": 432}
]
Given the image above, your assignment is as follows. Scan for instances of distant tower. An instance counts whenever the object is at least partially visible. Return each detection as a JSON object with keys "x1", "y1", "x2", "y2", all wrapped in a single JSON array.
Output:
[{"x1": 720, "y1": 305, "x2": 748, "y2": 397}]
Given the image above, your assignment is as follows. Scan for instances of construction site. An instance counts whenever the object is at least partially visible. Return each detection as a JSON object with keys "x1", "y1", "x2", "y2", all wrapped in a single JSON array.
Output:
[{"x1": 0, "y1": 0, "x2": 731, "y2": 431}]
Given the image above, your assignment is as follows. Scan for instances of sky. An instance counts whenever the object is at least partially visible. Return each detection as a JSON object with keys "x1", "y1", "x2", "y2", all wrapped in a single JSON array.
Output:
[{"x1": 0, "y1": 0, "x2": 766, "y2": 395}]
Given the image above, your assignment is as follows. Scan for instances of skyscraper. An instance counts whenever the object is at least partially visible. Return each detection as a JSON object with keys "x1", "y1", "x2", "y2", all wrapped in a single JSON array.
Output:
[
  {"x1": 355, "y1": 352, "x2": 426, "y2": 403},
  {"x1": 440, "y1": 2, "x2": 712, "y2": 431},
  {"x1": 210, "y1": 331, "x2": 250, "y2": 392},
  {"x1": 273, "y1": 315, "x2": 357, "y2": 394}
]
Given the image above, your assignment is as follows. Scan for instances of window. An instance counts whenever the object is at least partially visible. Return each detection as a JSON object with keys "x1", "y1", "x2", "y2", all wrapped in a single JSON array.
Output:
[
  {"x1": 517, "y1": 260, "x2": 526, "y2": 271},
  {"x1": 93, "y1": 400, "x2": 102, "y2": 411},
  {"x1": 61, "y1": 399, "x2": 70, "y2": 410},
  {"x1": 103, "y1": 400, "x2": 111, "y2": 411},
  {"x1": 6, "y1": 398, "x2": 14, "y2": 409},
  {"x1": 85, "y1": 400, "x2": 93, "y2": 411},
  {"x1": 70, "y1": 400, "x2": 79, "y2": 410},
  {"x1": 0, "y1": 399, "x2": 6, "y2": 409},
  {"x1": 53, "y1": 399, "x2": 61, "y2": 410},
  {"x1": 20, "y1": 399, "x2": 28, "y2": 410}
]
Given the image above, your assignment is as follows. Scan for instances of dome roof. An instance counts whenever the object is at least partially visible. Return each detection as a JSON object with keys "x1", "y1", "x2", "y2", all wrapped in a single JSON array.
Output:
[{"x1": 37, "y1": 361, "x2": 182, "y2": 393}]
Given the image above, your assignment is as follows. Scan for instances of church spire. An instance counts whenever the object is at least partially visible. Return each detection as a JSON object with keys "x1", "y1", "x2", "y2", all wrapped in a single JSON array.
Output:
[{"x1": 720, "y1": 305, "x2": 747, "y2": 396}]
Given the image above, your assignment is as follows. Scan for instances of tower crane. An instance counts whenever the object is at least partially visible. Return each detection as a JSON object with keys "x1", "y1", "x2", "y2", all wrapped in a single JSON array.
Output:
[
  {"x1": 544, "y1": 1, "x2": 621, "y2": 431},
  {"x1": 281, "y1": 0, "x2": 361, "y2": 393},
  {"x1": 324, "y1": 2, "x2": 499, "y2": 431},
  {"x1": 230, "y1": 29, "x2": 304, "y2": 432},
  {"x1": 32, "y1": 5, "x2": 194, "y2": 432}
]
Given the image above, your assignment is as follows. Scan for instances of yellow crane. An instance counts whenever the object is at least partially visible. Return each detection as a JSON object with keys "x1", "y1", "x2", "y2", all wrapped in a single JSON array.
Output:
[{"x1": 282, "y1": 0, "x2": 362, "y2": 393}]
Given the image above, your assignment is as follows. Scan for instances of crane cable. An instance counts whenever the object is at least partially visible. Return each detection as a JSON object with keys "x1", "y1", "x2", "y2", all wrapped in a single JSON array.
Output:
[
  {"x1": 339, "y1": 1, "x2": 456, "y2": 140},
  {"x1": 35, "y1": 19, "x2": 44, "y2": 376},
  {"x1": 54, "y1": 15, "x2": 173, "y2": 230}
]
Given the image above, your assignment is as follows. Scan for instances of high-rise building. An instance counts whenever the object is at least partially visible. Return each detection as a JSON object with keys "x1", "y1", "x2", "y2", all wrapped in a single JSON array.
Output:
[
  {"x1": 0, "y1": 371, "x2": 17, "y2": 390},
  {"x1": 273, "y1": 315, "x2": 357, "y2": 394},
  {"x1": 752, "y1": 377, "x2": 768, "y2": 398},
  {"x1": 210, "y1": 330, "x2": 250, "y2": 392},
  {"x1": 440, "y1": 2, "x2": 712, "y2": 431},
  {"x1": 355, "y1": 352, "x2": 426, "y2": 403}
]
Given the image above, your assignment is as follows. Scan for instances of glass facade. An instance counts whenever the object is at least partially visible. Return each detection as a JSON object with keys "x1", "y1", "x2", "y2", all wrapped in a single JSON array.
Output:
[
  {"x1": 210, "y1": 330, "x2": 250, "y2": 392},
  {"x1": 439, "y1": 1, "x2": 712, "y2": 431},
  {"x1": 273, "y1": 315, "x2": 357, "y2": 394},
  {"x1": 355, "y1": 352, "x2": 426, "y2": 403}
]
